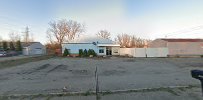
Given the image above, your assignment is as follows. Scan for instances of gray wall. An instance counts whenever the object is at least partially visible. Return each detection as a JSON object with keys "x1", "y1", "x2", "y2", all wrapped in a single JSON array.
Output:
[
  {"x1": 167, "y1": 42, "x2": 203, "y2": 55},
  {"x1": 23, "y1": 43, "x2": 46, "y2": 55}
]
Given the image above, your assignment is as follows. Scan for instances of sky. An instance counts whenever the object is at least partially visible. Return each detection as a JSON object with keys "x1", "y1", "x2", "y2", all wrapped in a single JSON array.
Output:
[{"x1": 0, "y1": 0, "x2": 203, "y2": 44}]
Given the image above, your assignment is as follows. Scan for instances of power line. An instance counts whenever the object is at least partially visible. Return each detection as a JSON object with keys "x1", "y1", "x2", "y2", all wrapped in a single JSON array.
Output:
[{"x1": 165, "y1": 25, "x2": 203, "y2": 38}]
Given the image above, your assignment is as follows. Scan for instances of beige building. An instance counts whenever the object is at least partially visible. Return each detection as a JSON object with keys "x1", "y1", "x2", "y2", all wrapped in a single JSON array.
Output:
[{"x1": 149, "y1": 39, "x2": 203, "y2": 56}]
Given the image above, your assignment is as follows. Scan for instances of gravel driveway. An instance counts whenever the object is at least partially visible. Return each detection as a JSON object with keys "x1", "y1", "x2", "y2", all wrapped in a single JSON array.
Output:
[{"x1": 0, "y1": 57, "x2": 202, "y2": 99}]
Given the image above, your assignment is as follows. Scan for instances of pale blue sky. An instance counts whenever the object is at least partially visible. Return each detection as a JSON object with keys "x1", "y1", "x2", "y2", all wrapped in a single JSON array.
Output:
[{"x1": 0, "y1": 0, "x2": 203, "y2": 43}]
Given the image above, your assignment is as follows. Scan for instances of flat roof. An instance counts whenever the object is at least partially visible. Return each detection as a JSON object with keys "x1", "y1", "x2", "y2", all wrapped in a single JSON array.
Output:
[
  {"x1": 97, "y1": 44, "x2": 120, "y2": 47},
  {"x1": 160, "y1": 39, "x2": 203, "y2": 42}
]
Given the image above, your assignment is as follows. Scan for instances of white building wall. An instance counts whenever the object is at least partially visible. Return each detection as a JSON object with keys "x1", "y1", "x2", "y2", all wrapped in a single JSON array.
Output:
[
  {"x1": 23, "y1": 43, "x2": 46, "y2": 55},
  {"x1": 22, "y1": 47, "x2": 29, "y2": 55},
  {"x1": 62, "y1": 43, "x2": 98, "y2": 54},
  {"x1": 62, "y1": 43, "x2": 120, "y2": 56},
  {"x1": 112, "y1": 47, "x2": 120, "y2": 55}
]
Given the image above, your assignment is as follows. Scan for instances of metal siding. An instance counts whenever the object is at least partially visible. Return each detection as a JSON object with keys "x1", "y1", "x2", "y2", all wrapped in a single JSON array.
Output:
[{"x1": 27, "y1": 43, "x2": 46, "y2": 55}]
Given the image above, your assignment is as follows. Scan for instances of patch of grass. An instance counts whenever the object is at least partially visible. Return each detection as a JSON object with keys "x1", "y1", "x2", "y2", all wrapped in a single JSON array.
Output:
[{"x1": 0, "y1": 55, "x2": 54, "y2": 69}]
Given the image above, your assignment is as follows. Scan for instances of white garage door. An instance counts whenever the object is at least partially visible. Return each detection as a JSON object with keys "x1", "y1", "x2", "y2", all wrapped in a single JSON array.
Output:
[
  {"x1": 23, "y1": 48, "x2": 29, "y2": 55},
  {"x1": 34, "y1": 48, "x2": 43, "y2": 54}
]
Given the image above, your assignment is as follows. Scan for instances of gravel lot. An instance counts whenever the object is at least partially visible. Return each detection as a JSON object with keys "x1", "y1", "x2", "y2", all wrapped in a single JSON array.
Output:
[
  {"x1": 0, "y1": 57, "x2": 202, "y2": 99},
  {"x1": 0, "y1": 55, "x2": 43, "y2": 62}
]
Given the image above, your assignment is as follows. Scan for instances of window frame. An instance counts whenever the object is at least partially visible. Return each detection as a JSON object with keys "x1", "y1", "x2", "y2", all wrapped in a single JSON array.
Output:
[{"x1": 99, "y1": 49, "x2": 104, "y2": 53}]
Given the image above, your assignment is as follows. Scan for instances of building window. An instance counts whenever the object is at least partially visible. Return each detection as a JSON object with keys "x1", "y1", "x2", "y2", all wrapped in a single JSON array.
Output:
[{"x1": 99, "y1": 49, "x2": 104, "y2": 53}]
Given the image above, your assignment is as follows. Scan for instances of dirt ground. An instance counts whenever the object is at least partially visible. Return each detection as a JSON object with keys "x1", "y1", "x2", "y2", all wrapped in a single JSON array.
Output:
[{"x1": 0, "y1": 57, "x2": 202, "y2": 100}]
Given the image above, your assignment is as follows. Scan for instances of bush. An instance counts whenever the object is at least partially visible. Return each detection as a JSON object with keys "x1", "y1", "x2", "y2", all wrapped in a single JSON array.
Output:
[
  {"x1": 2, "y1": 41, "x2": 8, "y2": 51},
  {"x1": 63, "y1": 48, "x2": 69, "y2": 56},
  {"x1": 87, "y1": 49, "x2": 97, "y2": 57},
  {"x1": 91, "y1": 50, "x2": 97, "y2": 56},
  {"x1": 79, "y1": 49, "x2": 83, "y2": 57},
  {"x1": 16, "y1": 40, "x2": 22, "y2": 51},
  {"x1": 9, "y1": 42, "x2": 15, "y2": 51},
  {"x1": 87, "y1": 49, "x2": 92, "y2": 56},
  {"x1": 83, "y1": 49, "x2": 88, "y2": 57}
]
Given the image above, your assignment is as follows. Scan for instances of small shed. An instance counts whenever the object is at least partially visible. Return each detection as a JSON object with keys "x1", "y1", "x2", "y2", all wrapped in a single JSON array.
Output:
[{"x1": 22, "y1": 42, "x2": 46, "y2": 55}]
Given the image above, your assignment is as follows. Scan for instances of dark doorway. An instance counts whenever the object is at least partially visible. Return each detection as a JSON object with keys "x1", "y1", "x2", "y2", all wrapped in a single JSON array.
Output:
[{"x1": 106, "y1": 47, "x2": 112, "y2": 55}]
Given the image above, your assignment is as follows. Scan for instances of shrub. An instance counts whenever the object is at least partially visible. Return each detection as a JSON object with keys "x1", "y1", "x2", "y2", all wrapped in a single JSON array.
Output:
[
  {"x1": 88, "y1": 49, "x2": 97, "y2": 57},
  {"x1": 16, "y1": 40, "x2": 22, "y2": 51},
  {"x1": 83, "y1": 49, "x2": 88, "y2": 57},
  {"x1": 63, "y1": 48, "x2": 69, "y2": 56},
  {"x1": 9, "y1": 42, "x2": 15, "y2": 50},
  {"x1": 87, "y1": 49, "x2": 92, "y2": 56},
  {"x1": 79, "y1": 49, "x2": 83, "y2": 57},
  {"x1": 2, "y1": 41, "x2": 8, "y2": 51},
  {"x1": 92, "y1": 50, "x2": 97, "y2": 56}
]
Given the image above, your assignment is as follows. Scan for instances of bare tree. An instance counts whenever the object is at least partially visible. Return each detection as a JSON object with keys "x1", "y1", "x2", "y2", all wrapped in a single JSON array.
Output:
[
  {"x1": 130, "y1": 36, "x2": 136, "y2": 48},
  {"x1": 97, "y1": 30, "x2": 111, "y2": 39},
  {"x1": 66, "y1": 20, "x2": 85, "y2": 41},
  {"x1": 117, "y1": 34, "x2": 131, "y2": 48},
  {"x1": 47, "y1": 19, "x2": 85, "y2": 48},
  {"x1": 46, "y1": 30, "x2": 55, "y2": 44},
  {"x1": 8, "y1": 32, "x2": 21, "y2": 42},
  {"x1": 47, "y1": 20, "x2": 69, "y2": 47},
  {"x1": 117, "y1": 34, "x2": 151, "y2": 48},
  {"x1": 136, "y1": 38, "x2": 145, "y2": 48}
]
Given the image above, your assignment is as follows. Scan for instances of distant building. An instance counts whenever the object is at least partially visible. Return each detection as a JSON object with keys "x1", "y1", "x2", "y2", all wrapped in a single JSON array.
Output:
[
  {"x1": 149, "y1": 39, "x2": 203, "y2": 56},
  {"x1": 22, "y1": 42, "x2": 46, "y2": 55},
  {"x1": 62, "y1": 36, "x2": 120, "y2": 56}
]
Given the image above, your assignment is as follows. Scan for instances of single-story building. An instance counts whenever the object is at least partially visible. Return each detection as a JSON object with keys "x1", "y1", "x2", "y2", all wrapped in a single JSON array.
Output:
[
  {"x1": 22, "y1": 42, "x2": 46, "y2": 55},
  {"x1": 149, "y1": 38, "x2": 203, "y2": 56},
  {"x1": 62, "y1": 36, "x2": 120, "y2": 56}
]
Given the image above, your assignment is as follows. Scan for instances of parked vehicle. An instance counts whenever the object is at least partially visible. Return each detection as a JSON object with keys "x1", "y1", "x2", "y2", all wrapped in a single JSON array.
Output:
[
  {"x1": 0, "y1": 50, "x2": 7, "y2": 57},
  {"x1": 7, "y1": 51, "x2": 19, "y2": 56}
]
